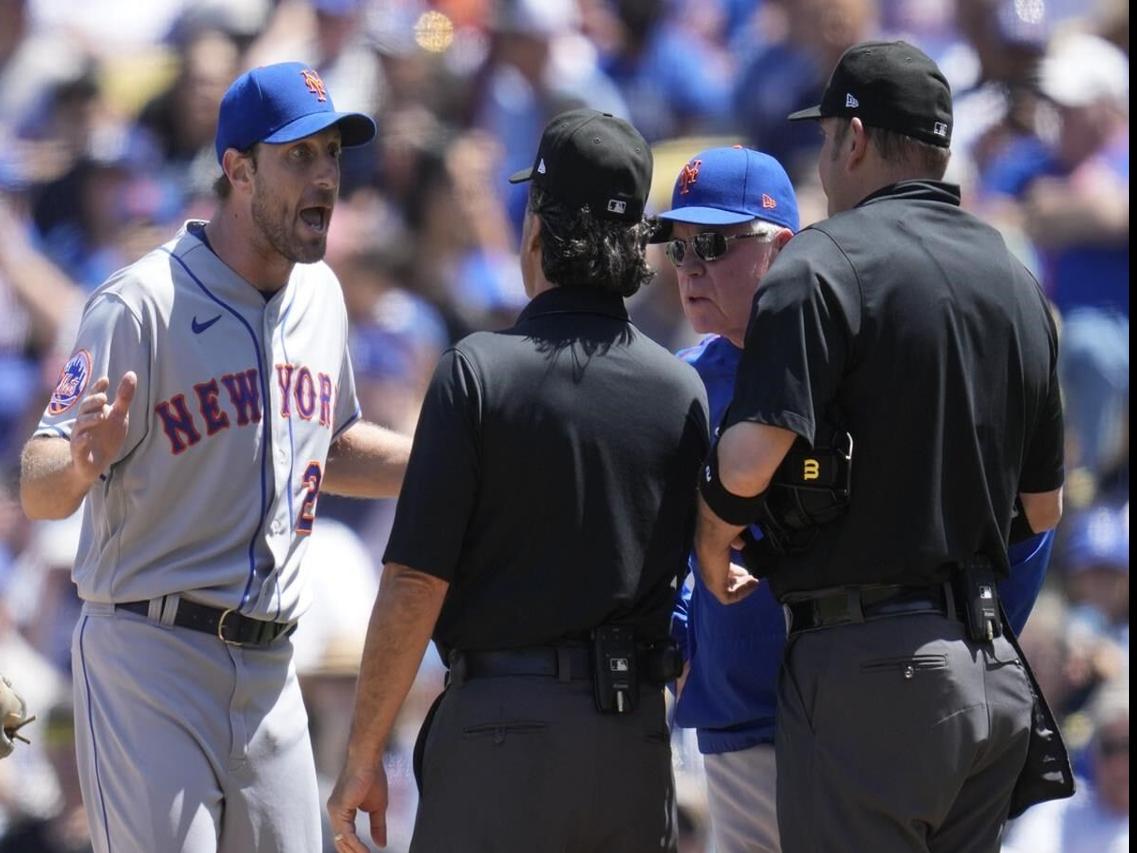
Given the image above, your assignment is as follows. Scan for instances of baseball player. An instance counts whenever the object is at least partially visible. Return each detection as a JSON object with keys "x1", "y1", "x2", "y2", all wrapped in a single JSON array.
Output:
[
  {"x1": 19, "y1": 63, "x2": 410, "y2": 853},
  {"x1": 660, "y1": 146, "x2": 1058, "y2": 852}
]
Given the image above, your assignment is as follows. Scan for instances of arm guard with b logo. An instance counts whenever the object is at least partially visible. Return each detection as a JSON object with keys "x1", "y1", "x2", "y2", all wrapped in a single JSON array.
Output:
[{"x1": 742, "y1": 425, "x2": 854, "y2": 572}]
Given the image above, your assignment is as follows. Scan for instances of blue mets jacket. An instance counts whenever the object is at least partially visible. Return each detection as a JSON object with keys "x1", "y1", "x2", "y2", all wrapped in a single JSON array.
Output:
[{"x1": 672, "y1": 335, "x2": 1056, "y2": 754}]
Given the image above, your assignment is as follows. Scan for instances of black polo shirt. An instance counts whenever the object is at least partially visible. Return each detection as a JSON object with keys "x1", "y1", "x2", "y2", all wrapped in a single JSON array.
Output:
[
  {"x1": 727, "y1": 181, "x2": 1063, "y2": 596},
  {"x1": 384, "y1": 285, "x2": 709, "y2": 654}
]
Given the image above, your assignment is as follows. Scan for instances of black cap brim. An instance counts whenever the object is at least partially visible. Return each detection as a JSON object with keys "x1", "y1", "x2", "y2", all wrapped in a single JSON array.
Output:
[
  {"x1": 508, "y1": 167, "x2": 533, "y2": 184},
  {"x1": 787, "y1": 105, "x2": 823, "y2": 121}
]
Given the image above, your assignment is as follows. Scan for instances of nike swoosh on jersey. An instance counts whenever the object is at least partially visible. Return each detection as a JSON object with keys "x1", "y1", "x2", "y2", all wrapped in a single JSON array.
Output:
[{"x1": 192, "y1": 314, "x2": 223, "y2": 334}]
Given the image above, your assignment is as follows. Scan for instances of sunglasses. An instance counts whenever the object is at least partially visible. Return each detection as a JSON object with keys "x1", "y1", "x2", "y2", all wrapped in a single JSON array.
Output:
[{"x1": 664, "y1": 230, "x2": 772, "y2": 266}]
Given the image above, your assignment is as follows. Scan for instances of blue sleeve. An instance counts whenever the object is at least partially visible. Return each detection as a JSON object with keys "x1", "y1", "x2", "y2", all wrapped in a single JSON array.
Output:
[
  {"x1": 998, "y1": 530, "x2": 1055, "y2": 635},
  {"x1": 671, "y1": 559, "x2": 695, "y2": 662}
]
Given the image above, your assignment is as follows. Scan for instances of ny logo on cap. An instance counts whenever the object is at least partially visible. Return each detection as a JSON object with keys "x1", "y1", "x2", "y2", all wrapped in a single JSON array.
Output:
[
  {"x1": 678, "y1": 159, "x2": 701, "y2": 195},
  {"x1": 761, "y1": 193, "x2": 777, "y2": 209},
  {"x1": 301, "y1": 69, "x2": 327, "y2": 102},
  {"x1": 933, "y1": 121, "x2": 948, "y2": 137},
  {"x1": 845, "y1": 93, "x2": 860, "y2": 108}
]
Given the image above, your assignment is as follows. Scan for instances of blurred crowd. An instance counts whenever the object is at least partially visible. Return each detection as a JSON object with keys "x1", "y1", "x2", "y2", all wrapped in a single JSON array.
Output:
[{"x1": 0, "y1": 0, "x2": 1128, "y2": 850}]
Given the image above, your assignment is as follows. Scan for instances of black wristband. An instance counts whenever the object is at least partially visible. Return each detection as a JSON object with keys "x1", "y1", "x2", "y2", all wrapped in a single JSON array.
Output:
[{"x1": 698, "y1": 447, "x2": 766, "y2": 526}]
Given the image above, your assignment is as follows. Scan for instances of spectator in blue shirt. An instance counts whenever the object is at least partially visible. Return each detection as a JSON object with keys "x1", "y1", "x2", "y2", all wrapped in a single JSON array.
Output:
[{"x1": 981, "y1": 32, "x2": 1129, "y2": 485}]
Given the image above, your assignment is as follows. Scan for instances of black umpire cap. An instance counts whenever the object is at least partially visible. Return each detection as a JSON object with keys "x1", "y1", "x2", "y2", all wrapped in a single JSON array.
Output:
[
  {"x1": 788, "y1": 40, "x2": 953, "y2": 148},
  {"x1": 509, "y1": 108, "x2": 652, "y2": 222}
]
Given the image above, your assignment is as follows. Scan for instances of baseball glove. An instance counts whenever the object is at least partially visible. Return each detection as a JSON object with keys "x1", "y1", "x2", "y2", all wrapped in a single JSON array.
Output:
[{"x1": 0, "y1": 675, "x2": 35, "y2": 758}]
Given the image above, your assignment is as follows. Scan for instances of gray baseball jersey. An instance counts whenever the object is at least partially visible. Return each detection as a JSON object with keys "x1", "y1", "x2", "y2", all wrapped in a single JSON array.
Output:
[
  {"x1": 40, "y1": 221, "x2": 361, "y2": 853},
  {"x1": 37, "y1": 220, "x2": 360, "y2": 622}
]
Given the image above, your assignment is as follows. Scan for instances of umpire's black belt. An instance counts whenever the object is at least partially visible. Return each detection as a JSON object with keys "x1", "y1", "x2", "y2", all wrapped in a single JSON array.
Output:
[
  {"x1": 447, "y1": 644, "x2": 677, "y2": 686},
  {"x1": 448, "y1": 646, "x2": 593, "y2": 686},
  {"x1": 116, "y1": 599, "x2": 295, "y2": 647},
  {"x1": 785, "y1": 582, "x2": 956, "y2": 635}
]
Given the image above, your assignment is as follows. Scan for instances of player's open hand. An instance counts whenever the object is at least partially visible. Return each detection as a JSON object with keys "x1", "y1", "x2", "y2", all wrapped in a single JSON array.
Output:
[
  {"x1": 328, "y1": 762, "x2": 389, "y2": 852},
  {"x1": 71, "y1": 373, "x2": 137, "y2": 484}
]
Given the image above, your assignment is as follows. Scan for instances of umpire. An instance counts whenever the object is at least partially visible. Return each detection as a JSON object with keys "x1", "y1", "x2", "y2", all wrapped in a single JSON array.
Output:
[
  {"x1": 695, "y1": 42, "x2": 1066, "y2": 851},
  {"x1": 328, "y1": 108, "x2": 708, "y2": 853}
]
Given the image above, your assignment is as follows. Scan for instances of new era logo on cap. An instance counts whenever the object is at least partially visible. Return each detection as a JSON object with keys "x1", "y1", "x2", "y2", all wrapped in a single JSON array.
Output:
[
  {"x1": 845, "y1": 93, "x2": 860, "y2": 108},
  {"x1": 537, "y1": 158, "x2": 547, "y2": 174},
  {"x1": 761, "y1": 193, "x2": 776, "y2": 209}
]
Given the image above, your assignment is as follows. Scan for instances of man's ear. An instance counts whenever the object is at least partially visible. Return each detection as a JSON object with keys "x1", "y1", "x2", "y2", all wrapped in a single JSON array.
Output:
[
  {"x1": 772, "y1": 227, "x2": 795, "y2": 253},
  {"x1": 222, "y1": 148, "x2": 255, "y2": 190},
  {"x1": 847, "y1": 117, "x2": 870, "y2": 170},
  {"x1": 524, "y1": 209, "x2": 542, "y2": 257}
]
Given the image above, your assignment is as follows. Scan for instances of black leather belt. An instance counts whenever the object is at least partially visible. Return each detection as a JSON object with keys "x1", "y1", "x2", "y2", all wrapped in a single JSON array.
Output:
[
  {"x1": 786, "y1": 583, "x2": 956, "y2": 635},
  {"x1": 449, "y1": 646, "x2": 593, "y2": 684},
  {"x1": 448, "y1": 641, "x2": 681, "y2": 686},
  {"x1": 116, "y1": 599, "x2": 295, "y2": 647}
]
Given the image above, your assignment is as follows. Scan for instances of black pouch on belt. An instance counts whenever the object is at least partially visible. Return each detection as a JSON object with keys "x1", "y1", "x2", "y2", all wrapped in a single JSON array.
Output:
[
  {"x1": 591, "y1": 625, "x2": 638, "y2": 714},
  {"x1": 953, "y1": 557, "x2": 1003, "y2": 642},
  {"x1": 1002, "y1": 604, "x2": 1076, "y2": 817}
]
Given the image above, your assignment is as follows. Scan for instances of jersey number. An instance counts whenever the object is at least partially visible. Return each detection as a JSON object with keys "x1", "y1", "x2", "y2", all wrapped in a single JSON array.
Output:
[{"x1": 296, "y1": 461, "x2": 323, "y2": 535}]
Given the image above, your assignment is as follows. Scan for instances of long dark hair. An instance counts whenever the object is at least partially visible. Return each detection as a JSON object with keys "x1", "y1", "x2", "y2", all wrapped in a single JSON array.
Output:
[{"x1": 529, "y1": 187, "x2": 655, "y2": 298}]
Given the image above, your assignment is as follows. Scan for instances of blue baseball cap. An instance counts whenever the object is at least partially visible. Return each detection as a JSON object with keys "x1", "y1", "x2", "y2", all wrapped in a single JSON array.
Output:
[
  {"x1": 214, "y1": 62, "x2": 376, "y2": 164},
  {"x1": 658, "y1": 146, "x2": 799, "y2": 232}
]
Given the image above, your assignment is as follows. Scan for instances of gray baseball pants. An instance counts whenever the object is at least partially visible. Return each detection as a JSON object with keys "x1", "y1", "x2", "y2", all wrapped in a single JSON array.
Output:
[
  {"x1": 704, "y1": 742, "x2": 780, "y2": 852},
  {"x1": 72, "y1": 602, "x2": 320, "y2": 853}
]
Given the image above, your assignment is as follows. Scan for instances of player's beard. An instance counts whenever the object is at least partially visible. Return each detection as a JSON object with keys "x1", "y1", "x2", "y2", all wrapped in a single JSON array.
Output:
[{"x1": 250, "y1": 180, "x2": 330, "y2": 264}]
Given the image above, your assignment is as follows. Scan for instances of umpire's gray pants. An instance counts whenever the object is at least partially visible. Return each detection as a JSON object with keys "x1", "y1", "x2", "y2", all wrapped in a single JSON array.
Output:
[
  {"x1": 410, "y1": 673, "x2": 677, "y2": 853},
  {"x1": 776, "y1": 613, "x2": 1032, "y2": 853}
]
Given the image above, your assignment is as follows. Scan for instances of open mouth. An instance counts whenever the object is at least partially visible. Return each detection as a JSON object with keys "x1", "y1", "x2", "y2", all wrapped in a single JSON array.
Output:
[{"x1": 299, "y1": 206, "x2": 330, "y2": 233}]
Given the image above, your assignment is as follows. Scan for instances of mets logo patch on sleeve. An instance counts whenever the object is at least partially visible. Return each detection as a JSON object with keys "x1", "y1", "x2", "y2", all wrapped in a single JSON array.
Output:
[{"x1": 47, "y1": 350, "x2": 93, "y2": 415}]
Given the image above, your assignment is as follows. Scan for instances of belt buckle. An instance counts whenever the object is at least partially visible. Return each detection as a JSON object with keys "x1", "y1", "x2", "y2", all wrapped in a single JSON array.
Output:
[{"x1": 216, "y1": 609, "x2": 245, "y2": 646}]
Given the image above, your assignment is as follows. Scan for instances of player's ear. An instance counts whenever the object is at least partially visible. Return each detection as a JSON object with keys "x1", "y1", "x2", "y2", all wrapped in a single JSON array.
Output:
[{"x1": 222, "y1": 147, "x2": 256, "y2": 191}]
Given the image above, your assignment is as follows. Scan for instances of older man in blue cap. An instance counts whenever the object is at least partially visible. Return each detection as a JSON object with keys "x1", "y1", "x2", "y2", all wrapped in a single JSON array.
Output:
[
  {"x1": 20, "y1": 62, "x2": 411, "y2": 852},
  {"x1": 659, "y1": 145, "x2": 1058, "y2": 853}
]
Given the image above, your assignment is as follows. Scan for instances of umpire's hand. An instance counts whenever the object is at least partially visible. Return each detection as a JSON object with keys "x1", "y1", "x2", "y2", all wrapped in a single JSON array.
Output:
[{"x1": 328, "y1": 762, "x2": 389, "y2": 851}]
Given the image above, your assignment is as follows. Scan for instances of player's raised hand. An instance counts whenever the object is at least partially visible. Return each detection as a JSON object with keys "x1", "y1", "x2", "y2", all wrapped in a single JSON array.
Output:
[
  {"x1": 71, "y1": 372, "x2": 137, "y2": 483},
  {"x1": 328, "y1": 762, "x2": 389, "y2": 852}
]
